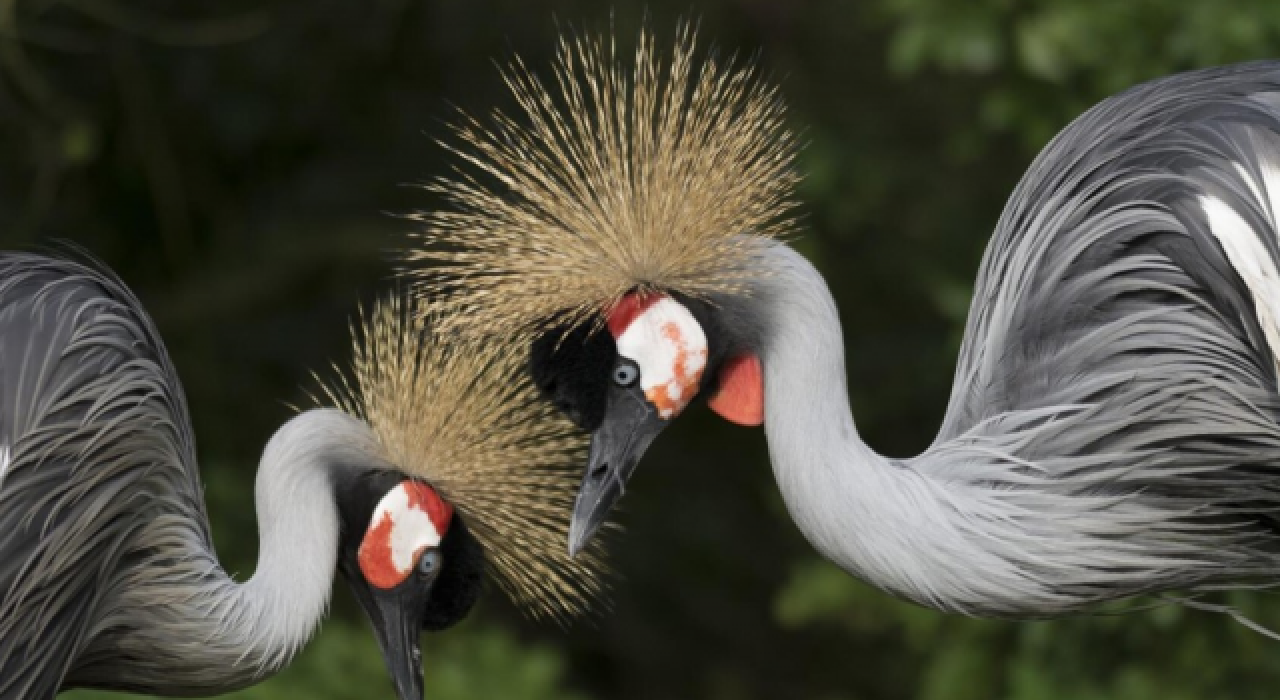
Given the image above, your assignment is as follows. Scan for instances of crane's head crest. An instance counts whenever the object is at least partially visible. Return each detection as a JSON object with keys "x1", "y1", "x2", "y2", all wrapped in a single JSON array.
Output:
[
  {"x1": 358, "y1": 481, "x2": 454, "y2": 590},
  {"x1": 315, "y1": 294, "x2": 611, "y2": 623},
  {"x1": 406, "y1": 21, "x2": 800, "y2": 340}
]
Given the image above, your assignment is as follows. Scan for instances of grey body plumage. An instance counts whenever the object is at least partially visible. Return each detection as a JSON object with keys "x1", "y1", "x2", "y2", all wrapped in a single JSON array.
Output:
[
  {"x1": 902, "y1": 61, "x2": 1280, "y2": 613},
  {"x1": 0, "y1": 252, "x2": 228, "y2": 697}
]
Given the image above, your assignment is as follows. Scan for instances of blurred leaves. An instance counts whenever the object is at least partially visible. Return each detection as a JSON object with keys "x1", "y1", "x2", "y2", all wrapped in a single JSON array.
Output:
[
  {"x1": 775, "y1": 559, "x2": 1280, "y2": 700},
  {"x1": 65, "y1": 620, "x2": 591, "y2": 700},
  {"x1": 882, "y1": 0, "x2": 1280, "y2": 149}
]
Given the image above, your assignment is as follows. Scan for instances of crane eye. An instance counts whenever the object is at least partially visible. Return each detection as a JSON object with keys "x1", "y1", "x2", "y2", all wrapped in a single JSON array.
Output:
[
  {"x1": 418, "y1": 549, "x2": 441, "y2": 576},
  {"x1": 612, "y1": 361, "x2": 639, "y2": 387}
]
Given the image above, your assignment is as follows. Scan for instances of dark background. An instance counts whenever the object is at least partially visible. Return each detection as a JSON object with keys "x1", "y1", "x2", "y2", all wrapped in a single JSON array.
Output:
[{"x1": 3, "y1": 0, "x2": 1277, "y2": 698}]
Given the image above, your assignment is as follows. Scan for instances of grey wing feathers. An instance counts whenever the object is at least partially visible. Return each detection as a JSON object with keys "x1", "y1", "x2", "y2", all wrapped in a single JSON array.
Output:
[
  {"x1": 0, "y1": 252, "x2": 207, "y2": 699},
  {"x1": 941, "y1": 61, "x2": 1280, "y2": 437},
  {"x1": 908, "y1": 62, "x2": 1280, "y2": 612}
]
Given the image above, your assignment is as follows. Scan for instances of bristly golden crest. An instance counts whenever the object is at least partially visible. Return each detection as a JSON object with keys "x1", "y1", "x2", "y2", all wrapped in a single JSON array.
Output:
[
  {"x1": 407, "y1": 22, "x2": 801, "y2": 335},
  {"x1": 316, "y1": 294, "x2": 610, "y2": 622}
]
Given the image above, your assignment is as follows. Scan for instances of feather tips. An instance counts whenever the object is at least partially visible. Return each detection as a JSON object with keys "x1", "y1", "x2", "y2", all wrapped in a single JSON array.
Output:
[
  {"x1": 407, "y1": 22, "x2": 801, "y2": 335},
  {"x1": 316, "y1": 295, "x2": 610, "y2": 623}
]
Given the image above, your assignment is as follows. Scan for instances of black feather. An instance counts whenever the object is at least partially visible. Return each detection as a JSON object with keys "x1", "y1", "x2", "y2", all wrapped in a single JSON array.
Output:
[
  {"x1": 421, "y1": 518, "x2": 484, "y2": 631},
  {"x1": 529, "y1": 317, "x2": 615, "y2": 432}
]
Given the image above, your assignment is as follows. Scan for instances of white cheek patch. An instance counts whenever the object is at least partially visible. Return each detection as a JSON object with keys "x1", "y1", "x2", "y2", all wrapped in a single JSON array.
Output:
[
  {"x1": 358, "y1": 483, "x2": 446, "y2": 589},
  {"x1": 385, "y1": 496, "x2": 440, "y2": 572},
  {"x1": 615, "y1": 298, "x2": 709, "y2": 418}
]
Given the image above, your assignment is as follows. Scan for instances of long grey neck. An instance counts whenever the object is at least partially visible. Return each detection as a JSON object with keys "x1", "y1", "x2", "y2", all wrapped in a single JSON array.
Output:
[
  {"x1": 748, "y1": 243, "x2": 960, "y2": 607},
  {"x1": 225, "y1": 409, "x2": 382, "y2": 672},
  {"x1": 98, "y1": 409, "x2": 383, "y2": 694}
]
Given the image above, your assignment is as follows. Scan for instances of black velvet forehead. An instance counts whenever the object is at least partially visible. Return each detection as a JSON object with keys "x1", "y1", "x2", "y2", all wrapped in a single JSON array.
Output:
[
  {"x1": 527, "y1": 293, "x2": 735, "y2": 432},
  {"x1": 529, "y1": 316, "x2": 616, "y2": 432}
]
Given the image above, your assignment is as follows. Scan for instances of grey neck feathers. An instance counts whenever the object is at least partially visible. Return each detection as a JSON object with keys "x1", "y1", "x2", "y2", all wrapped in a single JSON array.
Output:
[
  {"x1": 228, "y1": 409, "x2": 380, "y2": 671},
  {"x1": 749, "y1": 244, "x2": 997, "y2": 611}
]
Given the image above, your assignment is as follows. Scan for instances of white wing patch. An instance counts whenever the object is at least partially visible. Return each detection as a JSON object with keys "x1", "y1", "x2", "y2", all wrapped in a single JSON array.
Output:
[
  {"x1": 1200, "y1": 190, "x2": 1280, "y2": 378},
  {"x1": 0, "y1": 444, "x2": 9, "y2": 483},
  {"x1": 1233, "y1": 157, "x2": 1280, "y2": 228}
]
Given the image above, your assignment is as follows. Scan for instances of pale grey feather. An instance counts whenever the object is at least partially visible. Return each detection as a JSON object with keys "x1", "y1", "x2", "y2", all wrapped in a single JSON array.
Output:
[{"x1": 0, "y1": 252, "x2": 209, "y2": 698}]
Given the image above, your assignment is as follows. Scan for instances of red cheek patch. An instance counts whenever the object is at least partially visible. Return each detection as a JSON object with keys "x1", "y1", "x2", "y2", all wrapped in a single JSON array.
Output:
[
  {"x1": 358, "y1": 481, "x2": 454, "y2": 590},
  {"x1": 708, "y1": 354, "x2": 764, "y2": 426},
  {"x1": 359, "y1": 512, "x2": 403, "y2": 589}
]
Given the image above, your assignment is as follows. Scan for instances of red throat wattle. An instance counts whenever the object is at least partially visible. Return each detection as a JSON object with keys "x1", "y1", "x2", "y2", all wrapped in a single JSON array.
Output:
[
  {"x1": 358, "y1": 481, "x2": 454, "y2": 590},
  {"x1": 708, "y1": 354, "x2": 765, "y2": 426}
]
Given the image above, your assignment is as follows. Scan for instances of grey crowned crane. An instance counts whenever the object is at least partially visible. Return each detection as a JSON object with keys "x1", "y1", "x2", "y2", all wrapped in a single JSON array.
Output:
[
  {"x1": 0, "y1": 252, "x2": 605, "y2": 699},
  {"x1": 411, "y1": 26, "x2": 1280, "y2": 622}
]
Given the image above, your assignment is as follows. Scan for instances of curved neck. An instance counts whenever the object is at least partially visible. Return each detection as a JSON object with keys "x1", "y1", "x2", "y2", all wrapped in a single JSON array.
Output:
[
  {"x1": 230, "y1": 409, "x2": 380, "y2": 669},
  {"x1": 748, "y1": 243, "x2": 949, "y2": 604},
  {"x1": 751, "y1": 243, "x2": 878, "y2": 469},
  {"x1": 752, "y1": 244, "x2": 866, "y2": 458},
  {"x1": 111, "y1": 409, "x2": 382, "y2": 693}
]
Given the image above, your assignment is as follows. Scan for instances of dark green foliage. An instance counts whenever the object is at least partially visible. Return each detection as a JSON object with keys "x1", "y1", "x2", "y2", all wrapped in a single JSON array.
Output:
[{"x1": 3, "y1": 0, "x2": 1277, "y2": 698}]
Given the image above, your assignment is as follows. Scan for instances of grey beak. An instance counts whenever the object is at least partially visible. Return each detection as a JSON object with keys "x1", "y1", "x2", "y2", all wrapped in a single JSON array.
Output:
[
  {"x1": 568, "y1": 391, "x2": 668, "y2": 556},
  {"x1": 370, "y1": 594, "x2": 426, "y2": 700},
  {"x1": 348, "y1": 578, "x2": 434, "y2": 700}
]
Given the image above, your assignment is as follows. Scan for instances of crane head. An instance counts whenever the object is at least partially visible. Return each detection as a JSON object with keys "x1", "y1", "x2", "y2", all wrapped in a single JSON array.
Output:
[
  {"x1": 404, "y1": 24, "x2": 796, "y2": 560},
  {"x1": 335, "y1": 469, "x2": 484, "y2": 700},
  {"x1": 319, "y1": 293, "x2": 609, "y2": 626},
  {"x1": 532, "y1": 290, "x2": 764, "y2": 556}
]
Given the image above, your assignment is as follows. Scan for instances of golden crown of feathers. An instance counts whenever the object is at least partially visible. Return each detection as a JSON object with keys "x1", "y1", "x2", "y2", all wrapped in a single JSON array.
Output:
[
  {"x1": 317, "y1": 295, "x2": 609, "y2": 622},
  {"x1": 407, "y1": 22, "x2": 802, "y2": 335}
]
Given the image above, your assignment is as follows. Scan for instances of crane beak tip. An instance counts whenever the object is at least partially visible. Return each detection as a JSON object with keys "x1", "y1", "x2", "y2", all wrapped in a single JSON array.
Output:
[{"x1": 566, "y1": 522, "x2": 590, "y2": 559}]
